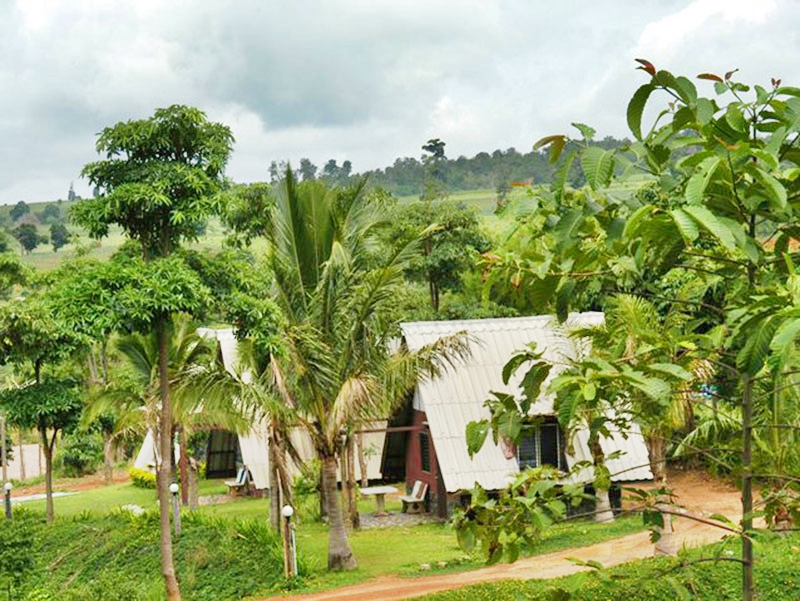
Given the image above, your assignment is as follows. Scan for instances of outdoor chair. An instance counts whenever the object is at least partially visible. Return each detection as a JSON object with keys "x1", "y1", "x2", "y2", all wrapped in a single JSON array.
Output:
[
  {"x1": 225, "y1": 466, "x2": 251, "y2": 496},
  {"x1": 400, "y1": 480, "x2": 428, "y2": 514}
]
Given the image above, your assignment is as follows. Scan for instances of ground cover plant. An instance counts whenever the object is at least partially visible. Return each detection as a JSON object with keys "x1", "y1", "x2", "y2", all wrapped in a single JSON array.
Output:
[
  {"x1": 417, "y1": 532, "x2": 800, "y2": 601},
  {"x1": 0, "y1": 509, "x2": 288, "y2": 601}
]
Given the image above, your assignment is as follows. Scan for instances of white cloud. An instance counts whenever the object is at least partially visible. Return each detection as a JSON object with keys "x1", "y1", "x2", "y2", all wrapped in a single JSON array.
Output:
[{"x1": 0, "y1": 0, "x2": 799, "y2": 203}]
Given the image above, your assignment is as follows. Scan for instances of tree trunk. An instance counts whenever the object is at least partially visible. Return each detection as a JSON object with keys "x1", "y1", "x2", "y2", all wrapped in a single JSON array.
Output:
[
  {"x1": 40, "y1": 427, "x2": 54, "y2": 523},
  {"x1": 179, "y1": 426, "x2": 189, "y2": 506},
  {"x1": 741, "y1": 374, "x2": 754, "y2": 601},
  {"x1": 645, "y1": 433, "x2": 667, "y2": 482},
  {"x1": 589, "y1": 435, "x2": 614, "y2": 524},
  {"x1": 103, "y1": 433, "x2": 114, "y2": 485},
  {"x1": 318, "y1": 468, "x2": 327, "y2": 522},
  {"x1": 188, "y1": 457, "x2": 199, "y2": 511},
  {"x1": 653, "y1": 478, "x2": 676, "y2": 556},
  {"x1": 346, "y1": 438, "x2": 359, "y2": 529},
  {"x1": 322, "y1": 453, "x2": 356, "y2": 570},
  {"x1": 18, "y1": 429, "x2": 25, "y2": 481},
  {"x1": 156, "y1": 320, "x2": 182, "y2": 601},
  {"x1": 269, "y1": 436, "x2": 282, "y2": 533},
  {"x1": 356, "y1": 432, "x2": 369, "y2": 488}
]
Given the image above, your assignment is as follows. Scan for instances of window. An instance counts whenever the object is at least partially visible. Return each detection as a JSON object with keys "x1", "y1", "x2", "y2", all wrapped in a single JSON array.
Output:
[
  {"x1": 517, "y1": 418, "x2": 567, "y2": 471},
  {"x1": 420, "y1": 431, "x2": 431, "y2": 472}
]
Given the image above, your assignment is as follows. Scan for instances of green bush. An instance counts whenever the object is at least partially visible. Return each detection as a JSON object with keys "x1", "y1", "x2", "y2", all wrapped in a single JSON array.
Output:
[
  {"x1": 129, "y1": 467, "x2": 156, "y2": 489},
  {"x1": 4, "y1": 508, "x2": 293, "y2": 600},
  {"x1": 420, "y1": 532, "x2": 800, "y2": 601},
  {"x1": 56, "y1": 431, "x2": 104, "y2": 477}
]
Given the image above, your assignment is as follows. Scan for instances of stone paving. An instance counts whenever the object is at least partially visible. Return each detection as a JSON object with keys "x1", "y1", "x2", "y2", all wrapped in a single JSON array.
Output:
[{"x1": 359, "y1": 510, "x2": 443, "y2": 529}]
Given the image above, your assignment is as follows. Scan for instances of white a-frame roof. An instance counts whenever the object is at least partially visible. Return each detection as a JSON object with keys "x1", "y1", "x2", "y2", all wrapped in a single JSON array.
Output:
[{"x1": 400, "y1": 313, "x2": 653, "y2": 493}]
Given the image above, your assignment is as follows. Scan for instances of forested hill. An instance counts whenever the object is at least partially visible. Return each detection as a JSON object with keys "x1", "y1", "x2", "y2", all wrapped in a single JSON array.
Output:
[{"x1": 277, "y1": 135, "x2": 630, "y2": 198}]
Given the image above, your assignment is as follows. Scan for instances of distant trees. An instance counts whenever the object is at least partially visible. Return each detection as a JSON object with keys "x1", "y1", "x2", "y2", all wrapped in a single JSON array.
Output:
[
  {"x1": 13, "y1": 223, "x2": 43, "y2": 254},
  {"x1": 9, "y1": 201, "x2": 29, "y2": 222},
  {"x1": 50, "y1": 223, "x2": 70, "y2": 251}
]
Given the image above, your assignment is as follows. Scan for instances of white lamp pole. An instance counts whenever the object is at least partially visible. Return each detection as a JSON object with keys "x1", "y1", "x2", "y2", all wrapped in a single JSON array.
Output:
[
  {"x1": 4, "y1": 481, "x2": 12, "y2": 520},
  {"x1": 281, "y1": 504, "x2": 297, "y2": 579}
]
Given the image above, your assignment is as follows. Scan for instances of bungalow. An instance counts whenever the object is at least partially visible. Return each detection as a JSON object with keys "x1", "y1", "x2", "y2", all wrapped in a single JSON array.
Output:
[{"x1": 381, "y1": 313, "x2": 653, "y2": 517}]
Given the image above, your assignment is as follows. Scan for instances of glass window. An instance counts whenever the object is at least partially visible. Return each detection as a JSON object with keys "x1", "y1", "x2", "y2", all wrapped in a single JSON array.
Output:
[
  {"x1": 420, "y1": 431, "x2": 431, "y2": 473},
  {"x1": 516, "y1": 418, "x2": 567, "y2": 471}
]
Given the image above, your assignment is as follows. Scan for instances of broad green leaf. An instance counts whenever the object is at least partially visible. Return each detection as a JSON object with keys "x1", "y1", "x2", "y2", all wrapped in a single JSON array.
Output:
[
  {"x1": 752, "y1": 166, "x2": 787, "y2": 210},
  {"x1": 769, "y1": 317, "x2": 800, "y2": 362},
  {"x1": 627, "y1": 83, "x2": 655, "y2": 140},
  {"x1": 520, "y1": 363, "x2": 552, "y2": 404},
  {"x1": 695, "y1": 97, "x2": 715, "y2": 124},
  {"x1": 683, "y1": 204, "x2": 736, "y2": 251},
  {"x1": 466, "y1": 420, "x2": 490, "y2": 458},
  {"x1": 580, "y1": 147, "x2": 615, "y2": 191},
  {"x1": 684, "y1": 156, "x2": 721, "y2": 204},
  {"x1": 669, "y1": 208, "x2": 700, "y2": 244},
  {"x1": 736, "y1": 313, "x2": 778, "y2": 375},
  {"x1": 582, "y1": 382, "x2": 597, "y2": 400},
  {"x1": 647, "y1": 363, "x2": 693, "y2": 381},
  {"x1": 571, "y1": 122, "x2": 596, "y2": 141}
]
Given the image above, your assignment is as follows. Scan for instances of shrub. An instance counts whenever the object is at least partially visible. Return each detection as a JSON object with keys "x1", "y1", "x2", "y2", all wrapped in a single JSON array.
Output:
[
  {"x1": 129, "y1": 467, "x2": 156, "y2": 489},
  {"x1": 57, "y1": 432, "x2": 103, "y2": 477}
]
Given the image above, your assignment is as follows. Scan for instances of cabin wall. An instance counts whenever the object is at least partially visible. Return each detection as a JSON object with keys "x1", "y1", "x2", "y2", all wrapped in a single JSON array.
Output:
[{"x1": 404, "y1": 409, "x2": 447, "y2": 516}]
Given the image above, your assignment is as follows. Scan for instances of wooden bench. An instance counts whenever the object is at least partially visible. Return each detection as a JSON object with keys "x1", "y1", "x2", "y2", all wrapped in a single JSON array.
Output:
[
  {"x1": 225, "y1": 467, "x2": 251, "y2": 496},
  {"x1": 400, "y1": 480, "x2": 428, "y2": 514}
]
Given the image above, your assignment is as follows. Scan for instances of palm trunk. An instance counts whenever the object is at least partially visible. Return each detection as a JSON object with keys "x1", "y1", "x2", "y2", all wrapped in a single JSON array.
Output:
[
  {"x1": 268, "y1": 435, "x2": 282, "y2": 533},
  {"x1": 589, "y1": 435, "x2": 614, "y2": 524},
  {"x1": 40, "y1": 426, "x2": 54, "y2": 523},
  {"x1": 644, "y1": 433, "x2": 667, "y2": 482},
  {"x1": 156, "y1": 320, "x2": 182, "y2": 601},
  {"x1": 356, "y1": 432, "x2": 369, "y2": 488},
  {"x1": 103, "y1": 433, "x2": 114, "y2": 485},
  {"x1": 346, "y1": 438, "x2": 359, "y2": 529},
  {"x1": 322, "y1": 453, "x2": 356, "y2": 570},
  {"x1": 188, "y1": 457, "x2": 199, "y2": 511}
]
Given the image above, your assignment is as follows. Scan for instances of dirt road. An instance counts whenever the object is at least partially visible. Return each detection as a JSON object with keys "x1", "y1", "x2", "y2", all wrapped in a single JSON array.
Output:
[{"x1": 260, "y1": 471, "x2": 742, "y2": 601}]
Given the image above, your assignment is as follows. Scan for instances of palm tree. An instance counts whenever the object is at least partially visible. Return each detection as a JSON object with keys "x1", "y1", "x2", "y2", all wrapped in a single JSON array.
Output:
[
  {"x1": 87, "y1": 314, "x2": 246, "y2": 497},
  {"x1": 262, "y1": 169, "x2": 468, "y2": 570}
]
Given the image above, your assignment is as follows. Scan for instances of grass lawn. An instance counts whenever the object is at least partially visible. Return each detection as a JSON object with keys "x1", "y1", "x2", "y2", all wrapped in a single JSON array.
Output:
[{"x1": 14, "y1": 478, "x2": 646, "y2": 594}]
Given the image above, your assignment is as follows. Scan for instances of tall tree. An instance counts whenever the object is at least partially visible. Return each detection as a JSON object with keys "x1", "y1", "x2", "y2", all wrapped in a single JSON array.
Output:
[
  {"x1": 0, "y1": 300, "x2": 84, "y2": 522},
  {"x1": 233, "y1": 168, "x2": 468, "y2": 569},
  {"x1": 74, "y1": 105, "x2": 233, "y2": 601},
  {"x1": 386, "y1": 201, "x2": 490, "y2": 312}
]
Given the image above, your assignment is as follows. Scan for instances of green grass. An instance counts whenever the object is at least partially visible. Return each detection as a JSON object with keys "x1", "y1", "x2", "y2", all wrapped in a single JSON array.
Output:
[
  {"x1": 15, "y1": 479, "x2": 647, "y2": 595},
  {"x1": 1, "y1": 510, "x2": 287, "y2": 601}
]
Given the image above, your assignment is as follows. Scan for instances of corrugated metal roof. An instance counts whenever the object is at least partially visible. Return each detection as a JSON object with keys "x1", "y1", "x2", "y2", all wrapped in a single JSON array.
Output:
[{"x1": 401, "y1": 314, "x2": 653, "y2": 493}]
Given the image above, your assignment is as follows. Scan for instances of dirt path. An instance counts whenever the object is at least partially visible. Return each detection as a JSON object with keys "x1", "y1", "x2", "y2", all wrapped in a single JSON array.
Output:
[{"x1": 260, "y1": 471, "x2": 742, "y2": 601}]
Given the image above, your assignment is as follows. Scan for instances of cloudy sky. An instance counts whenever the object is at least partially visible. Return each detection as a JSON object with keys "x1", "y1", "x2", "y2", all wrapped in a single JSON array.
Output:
[{"x1": 0, "y1": 0, "x2": 795, "y2": 203}]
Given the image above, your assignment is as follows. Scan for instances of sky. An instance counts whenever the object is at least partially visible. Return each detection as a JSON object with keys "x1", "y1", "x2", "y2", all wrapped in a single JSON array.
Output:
[{"x1": 0, "y1": 0, "x2": 795, "y2": 203}]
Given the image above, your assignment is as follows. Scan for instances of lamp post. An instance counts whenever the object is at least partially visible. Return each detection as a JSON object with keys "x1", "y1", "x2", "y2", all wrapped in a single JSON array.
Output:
[
  {"x1": 281, "y1": 504, "x2": 297, "y2": 579},
  {"x1": 169, "y1": 482, "x2": 181, "y2": 537},
  {"x1": 4, "y1": 481, "x2": 12, "y2": 520}
]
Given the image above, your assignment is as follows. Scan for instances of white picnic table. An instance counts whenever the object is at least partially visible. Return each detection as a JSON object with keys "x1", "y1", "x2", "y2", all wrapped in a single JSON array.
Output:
[{"x1": 360, "y1": 485, "x2": 398, "y2": 515}]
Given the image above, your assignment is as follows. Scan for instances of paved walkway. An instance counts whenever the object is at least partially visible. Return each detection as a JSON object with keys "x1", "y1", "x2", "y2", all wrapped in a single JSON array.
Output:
[{"x1": 259, "y1": 471, "x2": 742, "y2": 601}]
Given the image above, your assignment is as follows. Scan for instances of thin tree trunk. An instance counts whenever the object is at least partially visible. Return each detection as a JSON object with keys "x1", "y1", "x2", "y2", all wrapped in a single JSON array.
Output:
[
  {"x1": 356, "y1": 432, "x2": 369, "y2": 488},
  {"x1": 18, "y1": 428, "x2": 25, "y2": 481},
  {"x1": 268, "y1": 435, "x2": 281, "y2": 533},
  {"x1": 346, "y1": 438, "x2": 359, "y2": 529},
  {"x1": 742, "y1": 374, "x2": 754, "y2": 601},
  {"x1": 188, "y1": 457, "x2": 198, "y2": 511},
  {"x1": 179, "y1": 426, "x2": 188, "y2": 505},
  {"x1": 645, "y1": 433, "x2": 667, "y2": 482},
  {"x1": 103, "y1": 433, "x2": 113, "y2": 485},
  {"x1": 40, "y1": 427, "x2": 54, "y2": 523},
  {"x1": 1, "y1": 414, "x2": 6, "y2": 484},
  {"x1": 156, "y1": 320, "x2": 182, "y2": 601},
  {"x1": 322, "y1": 453, "x2": 356, "y2": 570},
  {"x1": 654, "y1": 477, "x2": 676, "y2": 556},
  {"x1": 318, "y1": 468, "x2": 327, "y2": 522},
  {"x1": 589, "y1": 435, "x2": 614, "y2": 524}
]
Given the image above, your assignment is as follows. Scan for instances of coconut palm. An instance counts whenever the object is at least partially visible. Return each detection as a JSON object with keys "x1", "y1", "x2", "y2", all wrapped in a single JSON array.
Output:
[{"x1": 261, "y1": 168, "x2": 469, "y2": 570}]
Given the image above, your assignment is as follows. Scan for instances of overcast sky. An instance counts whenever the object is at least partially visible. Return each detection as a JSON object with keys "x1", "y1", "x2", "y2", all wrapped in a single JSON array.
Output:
[{"x1": 0, "y1": 0, "x2": 795, "y2": 203}]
